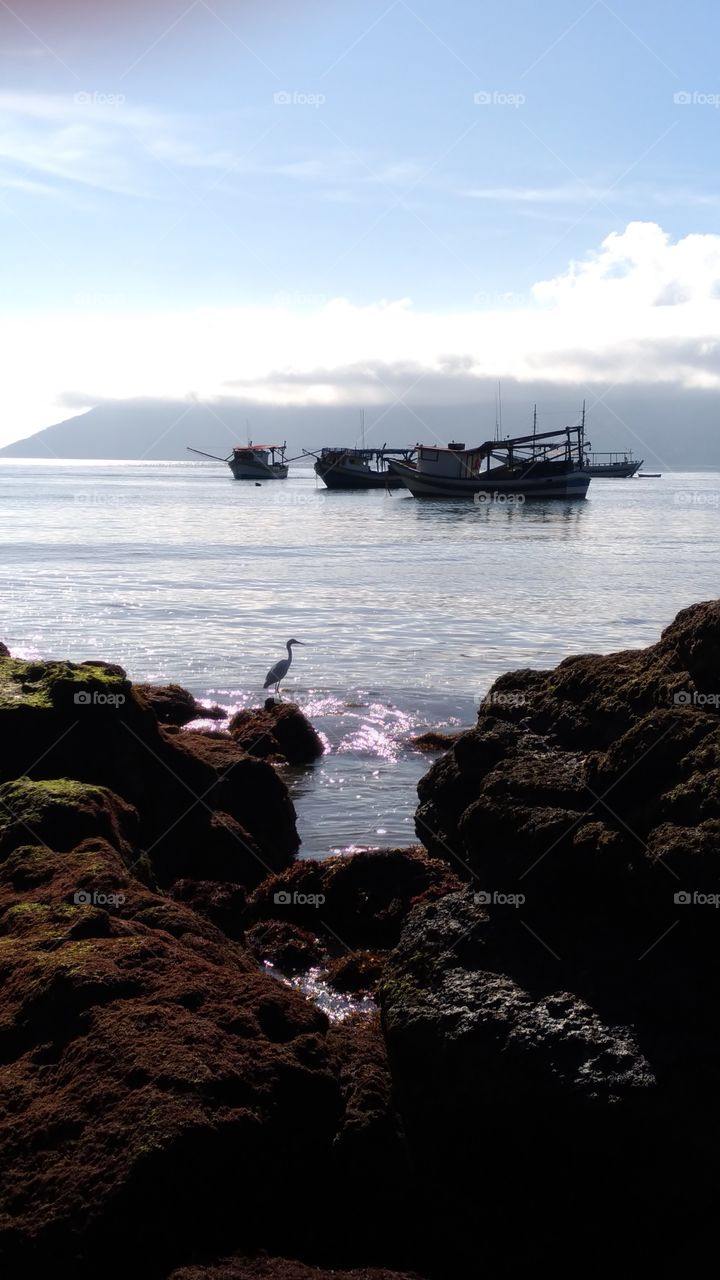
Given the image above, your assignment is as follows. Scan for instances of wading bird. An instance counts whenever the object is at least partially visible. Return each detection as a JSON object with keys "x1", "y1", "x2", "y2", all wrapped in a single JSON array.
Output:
[{"x1": 263, "y1": 638, "x2": 305, "y2": 697}]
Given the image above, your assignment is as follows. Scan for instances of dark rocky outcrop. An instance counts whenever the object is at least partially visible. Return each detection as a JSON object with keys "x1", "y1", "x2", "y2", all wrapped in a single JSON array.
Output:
[
  {"x1": 0, "y1": 653, "x2": 429, "y2": 1279},
  {"x1": 0, "y1": 656, "x2": 298, "y2": 889},
  {"x1": 409, "y1": 730, "x2": 460, "y2": 753},
  {"x1": 168, "y1": 1261, "x2": 422, "y2": 1280},
  {"x1": 0, "y1": 833, "x2": 419, "y2": 1279},
  {"x1": 249, "y1": 847, "x2": 461, "y2": 950},
  {"x1": 379, "y1": 600, "x2": 720, "y2": 1274},
  {"x1": 134, "y1": 682, "x2": 225, "y2": 726},
  {"x1": 245, "y1": 919, "x2": 325, "y2": 975},
  {"x1": 326, "y1": 950, "x2": 385, "y2": 993},
  {"x1": 229, "y1": 701, "x2": 324, "y2": 764}
]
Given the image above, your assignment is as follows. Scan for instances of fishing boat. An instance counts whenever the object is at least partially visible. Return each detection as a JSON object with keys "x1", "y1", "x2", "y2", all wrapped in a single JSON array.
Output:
[
  {"x1": 386, "y1": 415, "x2": 590, "y2": 500},
  {"x1": 187, "y1": 442, "x2": 289, "y2": 480},
  {"x1": 583, "y1": 450, "x2": 643, "y2": 478},
  {"x1": 309, "y1": 446, "x2": 416, "y2": 490}
]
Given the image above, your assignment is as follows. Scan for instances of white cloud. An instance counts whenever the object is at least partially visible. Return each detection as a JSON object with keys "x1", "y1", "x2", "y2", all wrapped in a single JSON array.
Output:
[{"x1": 3, "y1": 220, "x2": 720, "y2": 444}]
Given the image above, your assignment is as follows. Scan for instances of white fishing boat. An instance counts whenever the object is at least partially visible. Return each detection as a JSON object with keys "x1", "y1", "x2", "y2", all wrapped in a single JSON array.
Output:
[{"x1": 583, "y1": 450, "x2": 642, "y2": 478}]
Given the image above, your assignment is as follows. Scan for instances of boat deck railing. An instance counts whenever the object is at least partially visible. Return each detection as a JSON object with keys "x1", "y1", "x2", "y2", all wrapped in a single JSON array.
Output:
[{"x1": 584, "y1": 451, "x2": 635, "y2": 464}]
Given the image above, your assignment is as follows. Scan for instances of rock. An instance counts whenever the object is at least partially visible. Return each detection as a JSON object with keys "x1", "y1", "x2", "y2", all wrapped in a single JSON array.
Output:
[
  {"x1": 0, "y1": 833, "x2": 377, "y2": 1277},
  {"x1": 0, "y1": 643, "x2": 10, "y2": 658},
  {"x1": 380, "y1": 888, "x2": 717, "y2": 1273},
  {"x1": 250, "y1": 847, "x2": 462, "y2": 950},
  {"x1": 0, "y1": 656, "x2": 299, "y2": 889},
  {"x1": 415, "y1": 602, "x2": 720, "y2": 914},
  {"x1": 0, "y1": 777, "x2": 142, "y2": 870},
  {"x1": 168, "y1": 1258, "x2": 423, "y2": 1279},
  {"x1": 134, "y1": 683, "x2": 225, "y2": 726},
  {"x1": 169, "y1": 879, "x2": 247, "y2": 940},
  {"x1": 246, "y1": 919, "x2": 325, "y2": 975},
  {"x1": 228, "y1": 702, "x2": 324, "y2": 764},
  {"x1": 326, "y1": 951, "x2": 385, "y2": 994},
  {"x1": 380, "y1": 601, "x2": 720, "y2": 1272},
  {"x1": 409, "y1": 730, "x2": 461, "y2": 753}
]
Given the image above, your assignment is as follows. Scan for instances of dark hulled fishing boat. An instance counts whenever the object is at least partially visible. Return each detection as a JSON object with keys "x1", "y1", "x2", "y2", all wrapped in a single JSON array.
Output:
[
  {"x1": 311, "y1": 446, "x2": 416, "y2": 490},
  {"x1": 187, "y1": 442, "x2": 289, "y2": 480},
  {"x1": 387, "y1": 415, "x2": 590, "y2": 500}
]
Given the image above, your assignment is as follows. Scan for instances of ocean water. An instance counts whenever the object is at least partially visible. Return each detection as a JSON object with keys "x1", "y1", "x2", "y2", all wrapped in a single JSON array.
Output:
[{"x1": 1, "y1": 459, "x2": 718, "y2": 856}]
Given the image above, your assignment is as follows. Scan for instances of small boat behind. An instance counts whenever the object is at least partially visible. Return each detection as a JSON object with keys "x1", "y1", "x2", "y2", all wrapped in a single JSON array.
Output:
[
  {"x1": 310, "y1": 446, "x2": 416, "y2": 490},
  {"x1": 583, "y1": 450, "x2": 642, "y2": 478},
  {"x1": 187, "y1": 442, "x2": 289, "y2": 480},
  {"x1": 387, "y1": 416, "x2": 590, "y2": 501}
]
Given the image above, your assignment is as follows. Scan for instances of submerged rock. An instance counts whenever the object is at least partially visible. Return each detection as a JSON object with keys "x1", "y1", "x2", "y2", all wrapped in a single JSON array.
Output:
[{"x1": 228, "y1": 701, "x2": 324, "y2": 764}]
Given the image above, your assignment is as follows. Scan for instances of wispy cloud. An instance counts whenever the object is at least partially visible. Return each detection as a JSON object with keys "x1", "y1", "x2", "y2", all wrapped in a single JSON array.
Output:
[{"x1": 462, "y1": 182, "x2": 611, "y2": 204}]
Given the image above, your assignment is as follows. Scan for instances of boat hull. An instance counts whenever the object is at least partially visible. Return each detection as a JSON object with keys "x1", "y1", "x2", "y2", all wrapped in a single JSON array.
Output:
[
  {"x1": 314, "y1": 459, "x2": 404, "y2": 489},
  {"x1": 584, "y1": 461, "x2": 642, "y2": 478},
  {"x1": 228, "y1": 459, "x2": 288, "y2": 480},
  {"x1": 387, "y1": 459, "x2": 590, "y2": 500}
]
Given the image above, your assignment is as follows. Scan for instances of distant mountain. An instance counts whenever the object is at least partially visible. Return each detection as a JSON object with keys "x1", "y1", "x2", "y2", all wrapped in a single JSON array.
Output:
[{"x1": 0, "y1": 386, "x2": 718, "y2": 467}]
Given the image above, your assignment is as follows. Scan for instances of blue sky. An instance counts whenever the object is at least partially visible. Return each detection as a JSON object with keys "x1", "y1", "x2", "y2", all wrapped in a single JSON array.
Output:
[{"x1": 1, "y1": 0, "x2": 720, "y2": 439}]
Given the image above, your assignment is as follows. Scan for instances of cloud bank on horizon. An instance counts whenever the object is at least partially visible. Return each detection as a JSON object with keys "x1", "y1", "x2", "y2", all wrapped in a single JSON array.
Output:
[{"x1": 2, "y1": 219, "x2": 720, "y2": 444}]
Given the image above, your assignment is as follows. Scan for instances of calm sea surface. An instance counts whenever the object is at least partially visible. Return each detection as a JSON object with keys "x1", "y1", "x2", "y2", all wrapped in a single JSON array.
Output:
[{"x1": 1, "y1": 459, "x2": 718, "y2": 856}]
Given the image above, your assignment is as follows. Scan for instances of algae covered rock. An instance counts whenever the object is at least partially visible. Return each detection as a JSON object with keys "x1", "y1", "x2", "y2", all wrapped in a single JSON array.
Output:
[
  {"x1": 0, "y1": 655, "x2": 299, "y2": 888},
  {"x1": 134, "y1": 682, "x2": 225, "y2": 726},
  {"x1": 0, "y1": 777, "x2": 140, "y2": 865},
  {"x1": 228, "y1": 701, "x2": 324, "y2": 764}
]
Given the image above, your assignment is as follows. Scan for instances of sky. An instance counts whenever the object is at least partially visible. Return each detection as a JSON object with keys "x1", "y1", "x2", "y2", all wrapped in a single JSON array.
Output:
[{"x1": 1, "y1": 0, "x2": 720, "y2": 444}]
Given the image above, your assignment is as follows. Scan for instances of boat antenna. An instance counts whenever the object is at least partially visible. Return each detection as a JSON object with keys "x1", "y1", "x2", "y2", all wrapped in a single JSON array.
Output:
[
  {"x1": 361, "y1": 407, "x2": 366, "y2": 450},
  {"x1": 497, "y1": 380, "x2": 503, "y2": 439},
  {"x1": 245, "y1": 417, "x2": 251, "y2": 447},
  {"x1": 533, "y1": 403, "x2": 537, "y2": 438}
]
